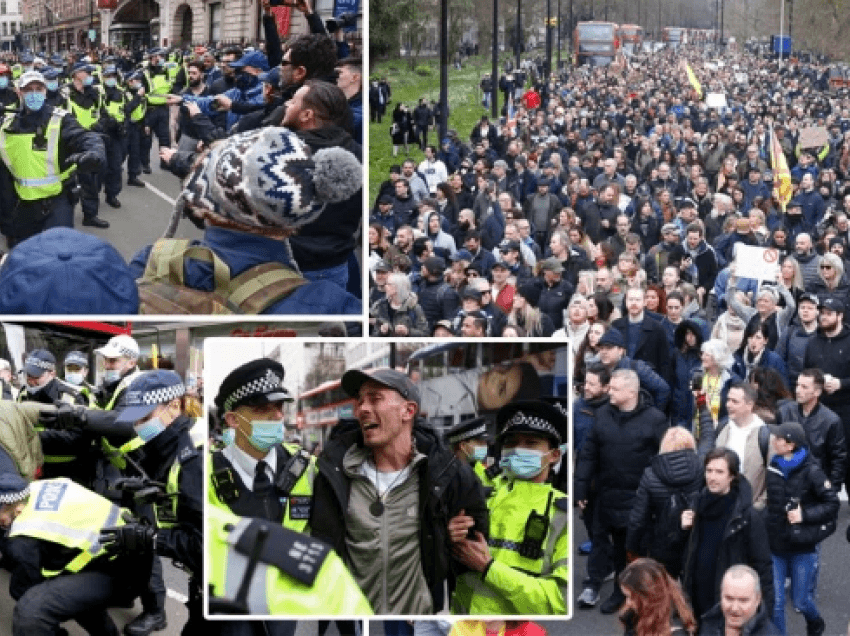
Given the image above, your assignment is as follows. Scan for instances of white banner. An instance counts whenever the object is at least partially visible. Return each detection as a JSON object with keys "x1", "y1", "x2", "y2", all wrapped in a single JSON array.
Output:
[{"x1": 735, "y1": 244, "x2": 780, "y2": 282}]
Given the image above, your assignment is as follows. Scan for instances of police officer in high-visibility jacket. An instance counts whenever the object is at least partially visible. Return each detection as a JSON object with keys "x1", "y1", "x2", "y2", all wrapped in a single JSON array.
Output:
[
  {"x1": 62, "y1": 349, "x2": 98, "y2": 401},
  {"x1": 124, "y1": 71, "x2": 149, "y2": 187},
  {"x1": 96, "y1": 334, "x2": 143, "y2": 411},
  {"x1": 100, "y1": 63, "x2": 129, "y2": 209},
  {"x1": 141, "y1": 48, "x2": 174, "y2": 170},
  {"x1": 0, "y1": 472, "x2": 153, "y2": 636},
  {"x1": 65, "y1": 62, "x2": 110, "y2": 229},
  {"x1": 445, "y1": 416, "x2": 503, "y2": 496},
  {"x1": 113, "y1": 370, "x2": 203, "y2": 635},
  {"x1": 0, "y1": 70, "x2": 105, "y2": 246},
  {"x1": 210, "y1": 358, "x2": 316, "y2": 535},
  {"x1": 41, "y1": 66, "x2": 65, "y2": 109},
  {"x1": 451, "y1": 400, "x2": 570, "y2": 615},
  {"x1": 17, "y1": 349, "x2": 94, "y2": 482},
  {"x1": 207, "y1": 505, "x2": 373, "y2": 616}
]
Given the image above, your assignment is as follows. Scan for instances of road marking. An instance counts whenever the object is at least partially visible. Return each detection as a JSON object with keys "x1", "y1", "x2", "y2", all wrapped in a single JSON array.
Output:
[
  {"x1": 145, "y1": 181, "x2": 178, "y2": 207},
  {"x1": 167, "y1": 588, "x2": 188, "y2": 604}
]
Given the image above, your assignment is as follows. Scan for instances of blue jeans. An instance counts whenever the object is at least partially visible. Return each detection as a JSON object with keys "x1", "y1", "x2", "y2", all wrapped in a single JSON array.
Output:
[
  {"x1": 772, "y1": 551, "x2": 820, "y2": 635},
  {"x1": 302, "y1": 261, "x2": 349, "y2": 290}
]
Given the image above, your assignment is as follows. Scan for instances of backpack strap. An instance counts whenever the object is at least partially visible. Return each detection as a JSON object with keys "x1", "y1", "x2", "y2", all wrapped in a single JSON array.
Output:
[
  {"x1": 142, "y1": 239, "x2": 231, "y2": 292},
  {"x1": 226, "y1": 262, "x2": 307, "y2": 314},
  {"x1": 758, "y1": 425, "x2": 770, "y2": 464}
]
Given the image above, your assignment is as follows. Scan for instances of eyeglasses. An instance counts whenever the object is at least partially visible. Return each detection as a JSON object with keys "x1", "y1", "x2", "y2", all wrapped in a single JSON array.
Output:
[{"x1": 820, "y1": 265, "x2": 833, "y2": 270}]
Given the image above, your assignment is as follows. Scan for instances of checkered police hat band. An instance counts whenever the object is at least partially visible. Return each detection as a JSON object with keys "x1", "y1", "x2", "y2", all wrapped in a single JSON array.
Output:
[
  {"x1": 0, "y1": 483, "x2": 29, "y2": 505},
  {"x1": 448, "y1": 423, "x2": 488, "y2": 446},
  {"x1": 25, "y1": 357, "x2": 54, "y2": 372},
  {"x1": 127, "y1": 383, "x2": 185, "y2": 407},
  {"x1": 224, "y1": 370, "x2": 283, "y2": 413},
  {"x1": 505, "y1": 411, "x2": 558, "y2": 438}
]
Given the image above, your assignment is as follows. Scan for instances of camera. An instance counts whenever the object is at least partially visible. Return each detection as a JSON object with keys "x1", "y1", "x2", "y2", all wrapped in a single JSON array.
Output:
[{"x1": 326, "y1": 12, "x2": 356, "y2": 33}]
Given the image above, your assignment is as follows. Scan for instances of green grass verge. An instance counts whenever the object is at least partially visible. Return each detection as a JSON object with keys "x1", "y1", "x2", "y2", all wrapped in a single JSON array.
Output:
[
  {"x1": 368, "y1": 55, "x2": 491, "y2": 203},
  {"x1": 369, "y1": 52, "x2": 566, "y2": 203}
]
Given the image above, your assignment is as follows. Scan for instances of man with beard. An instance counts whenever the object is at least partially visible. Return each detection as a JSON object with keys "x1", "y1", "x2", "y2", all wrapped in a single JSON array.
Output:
[
  {"x1": 392, "y1": 178, "x2": 418, "y2": 224},
  {"x1": 463, "y1": 229, "x2": 495, "y2": 276},
  {"x1": 588, "y1": 185, "x2": 620, "y2": 241},
  {"x1": 795, "y1": 232, "x2": 822, "y2": 290},
  {"x1": 804, "y1": 297, "x2": 850, "y2": 494},
  {"x1": 279, "y1": 80, "x2": 361, "y2": 289},
  {"x1": 394, "y1": 225, "x2": 415, "y2": 260}
]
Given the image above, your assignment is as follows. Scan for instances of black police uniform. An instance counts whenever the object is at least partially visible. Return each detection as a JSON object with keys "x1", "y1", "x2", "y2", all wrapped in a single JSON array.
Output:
[
  {"x1": 100, "y1": 82, "x2": 131, "y2": 204},
  {"x1": 0, "y1": 103, "x2": 104, "y2": 245},
  {"x1": 66, "y1": 83, "x2": 108, "y2": 222},
  {"x1": 140, "y1": 62, "x2": 173, "y2": 165},
  {"x1": 139, "y1": 416, "x2": 203, "y2": 634}
]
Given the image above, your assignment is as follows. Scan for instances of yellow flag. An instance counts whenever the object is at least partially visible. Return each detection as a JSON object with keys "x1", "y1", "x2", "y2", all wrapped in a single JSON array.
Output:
[
  {"x1": 685, "y1": 62, "x2": 702, "y2": 99},
  {"x1": 770, "y1": 127, "x2": 793, "y2": 212}
]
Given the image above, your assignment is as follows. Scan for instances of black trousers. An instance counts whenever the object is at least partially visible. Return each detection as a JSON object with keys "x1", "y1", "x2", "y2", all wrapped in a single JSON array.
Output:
[
  {"x1": 101, "y1": 133, "x2": 127, "y2": 199},
  {"x1": 127, "y1": 120, "x2": 150, "y2": 175},
  {"x1": 144, "y1": 106, "x2": 171, "y2": 157},
  {"x1": 13, "y1": 571, "x2": 133, "y2": 636},
  {"x1": 6, "y1": 190, "x2": 74, "y2": 248}
]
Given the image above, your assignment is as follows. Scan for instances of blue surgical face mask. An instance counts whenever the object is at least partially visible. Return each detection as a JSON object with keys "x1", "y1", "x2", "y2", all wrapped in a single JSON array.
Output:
[
  {"x1": 238, "y1": 414, "x2": 283, "y2": 452},
  {"x1": 499, "y1": 447, "x2": 551, "y2": 480},
  {"x1": 467, "y1": 445, "x2": 488, "y2": 463},
  {"x1": 105, "y1": 78, "x2": 117, "y2": 88},
  {"x1": 23, "y1": 92, "x2": 46, "y2": 112},
  {"x1": 221, "y1": 428, "x2": 236, "y2": 446},
  {"x1": 64, "y1": 371, "x2": 84, "y2": 386},
  {"x1": 104, "y1": 369, "x2": 122, "y2": 384},
  {"x1": 83, "y1": 76, "x2": 94, "y2": 87},
  {"x1": 135, "y1": 416, "x2": 166, "y2": 443},
  {"x1": 46, "y1": 80, "x2": 59, "y2": 92},
  {"x1": 0, "y1": 77, "x2": 8, "y2": 89}
]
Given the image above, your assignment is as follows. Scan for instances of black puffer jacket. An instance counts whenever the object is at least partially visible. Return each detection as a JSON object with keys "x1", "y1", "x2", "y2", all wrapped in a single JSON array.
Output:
[
  {"x1": 625, "y1": 418, "x2": 716, "y2": 575},
  {"x1": 697, "y1": 601, "x2": 781, "y2": 636},
  {"x1": 310, "y1": 419, "x2": 489, "y2": 611},
  {"x1": 682, "y1": 478, "x2": 774, "y2": 616},
  {"x1": 765, "y1": 449, "x2": 839, "y2": 554},
  {"x1": 574, "y1": 393, "x2": 668, "y2": 528},
  {"x1": 775, "y1": 401, "x2": 847, "y2": 491}
]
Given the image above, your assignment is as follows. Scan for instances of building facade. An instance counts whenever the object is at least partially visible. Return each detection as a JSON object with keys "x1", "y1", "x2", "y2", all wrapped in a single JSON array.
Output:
[
  {"x1": 0, "y1": 0, "x2": 22, "y2": 51},
  {"x1": 20, "y1": 0, "x2": 361, "y2": 53}
]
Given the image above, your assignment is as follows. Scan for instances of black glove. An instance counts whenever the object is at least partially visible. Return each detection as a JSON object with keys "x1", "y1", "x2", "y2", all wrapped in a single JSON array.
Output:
[
  {"x1": 99, "y1": 523, "x2": 156, "y2": 555},
  {"x1": 67, "y1": 151, "x2": 103, "y2": 173},
  {"x1": 38, "y1": 403, "x2": 88, "y2": 430}
]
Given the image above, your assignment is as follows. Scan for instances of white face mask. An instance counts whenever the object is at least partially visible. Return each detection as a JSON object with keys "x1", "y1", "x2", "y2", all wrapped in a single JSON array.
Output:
[{"x1": 65, "y1": 371, "x2": 84, "y2": 386}]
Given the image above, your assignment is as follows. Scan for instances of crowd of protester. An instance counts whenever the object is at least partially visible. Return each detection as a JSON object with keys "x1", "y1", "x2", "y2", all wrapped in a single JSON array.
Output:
[{"x1": 370, "y1": 41, "x2": 850, "y2": 636}]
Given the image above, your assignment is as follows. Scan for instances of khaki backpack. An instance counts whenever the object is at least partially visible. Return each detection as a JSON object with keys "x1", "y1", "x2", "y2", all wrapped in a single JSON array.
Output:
[{"x1": 137, "y1": 239, "x2": 307, "y2": 314}]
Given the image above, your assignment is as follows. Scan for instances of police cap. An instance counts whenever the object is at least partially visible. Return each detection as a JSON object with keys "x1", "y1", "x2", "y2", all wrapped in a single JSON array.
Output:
[{"x1": 215, "y1": 358, "x2": 292, "y2": 413}]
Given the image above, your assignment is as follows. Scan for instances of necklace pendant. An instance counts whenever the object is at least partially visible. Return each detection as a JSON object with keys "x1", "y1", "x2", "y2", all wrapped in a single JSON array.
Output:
[{"x1": 370, "y1": 500, "x2": 385, "y2": 516}]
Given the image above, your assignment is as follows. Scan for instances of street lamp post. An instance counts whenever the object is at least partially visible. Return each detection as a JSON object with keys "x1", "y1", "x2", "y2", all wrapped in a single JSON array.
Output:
[
  {"x1": 557, "y1": 0, "x2": 561, "y2": 70},
  {"x1": 491, "y1": 0, "x2": 498, "y2": 119},
  {"x1": 545, "y1": 0, "x2": 552, "y2": 81},
  {"x1": 515, "y1": 0, "x2": 520, "y2": 71},
  {"x1": 439, "y1": 0, "x2": 448, "y2": 141}
]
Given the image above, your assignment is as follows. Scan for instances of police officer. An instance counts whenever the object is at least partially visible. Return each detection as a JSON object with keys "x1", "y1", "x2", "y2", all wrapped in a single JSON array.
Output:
[
  {"x1": 41, "y1": 66, "x2": 65, "y2": 108},
  {"x1": 210, "y1": 358, "x2": 316, "y2": 534},
  {"x1": 112, "y1": 370, "x2": 203, "y2": 635},
  {"x1": 65, "y1": 62, "x2": 110, "y2": 228},
  {"x1": 17, "y1": 349, "x2": 90, "y2": 407},
  {"x1": 207, "y1": 505, "x2": 373, "y2": 616},
  {"x1": 100, "y1": 63, "x2": 128, "y2": 209},
  {"x1": 0, "y1": 70, "x2": 106, "y2": 246},
  {"x1": 451, "y1": 400, "x2": 570, "y2": 614},
  {"x1": 141, "y1": 48, "x2": 174, "y2": 169},
  {"x1": 63, "y1": 350, "x2": 96, "y2": 399},
  {"x1": 124, "y1": 70, "x2": 149, "y2": 186},
  {"x1": 0, "y1": 472, "x2": 152, "y2": 636},
  {"x1": 445, "y1": 416, "x2": 502, "y2": 492},
  {"x1": 95, "y1": 334, "x2": 143, "y2": 411},
  {"x1": 0, "y1": 62, "x2": 18, "y2": 109},
  {"x1": 19, "y1": 349, "x2": 93, "y2": 481}
]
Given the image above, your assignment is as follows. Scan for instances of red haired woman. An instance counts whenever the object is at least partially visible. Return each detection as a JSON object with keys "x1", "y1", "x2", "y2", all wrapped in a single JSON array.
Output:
[{"x1": 618, "y1": 558, "x2": 697, "y2": 636}]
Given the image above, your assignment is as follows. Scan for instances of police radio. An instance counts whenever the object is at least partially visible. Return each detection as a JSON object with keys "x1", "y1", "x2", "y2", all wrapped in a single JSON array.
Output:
[
  {"x1": 275, "y1": 449, "x2": 310, "y2": 497},
  {"x1": 212, "y1": 468, "x2": 240, "y2": 504},
  {"x1": 518, "y1": 492, "x2": 553, "y2": 560}
]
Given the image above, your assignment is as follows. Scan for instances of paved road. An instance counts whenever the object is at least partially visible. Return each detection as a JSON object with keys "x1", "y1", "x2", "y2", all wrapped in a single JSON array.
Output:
[
  {"x1": 566, "y1": 498, "x2": 850, "y2": 635},
  {"x1": 68, "y1": 144, "x2": 203, "y2": 262}
]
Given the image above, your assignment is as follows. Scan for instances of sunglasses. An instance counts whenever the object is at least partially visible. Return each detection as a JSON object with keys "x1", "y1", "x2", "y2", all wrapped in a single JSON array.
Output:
[{"x1": 820, "y1": 265, "x2": 833, "y2": 270}]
